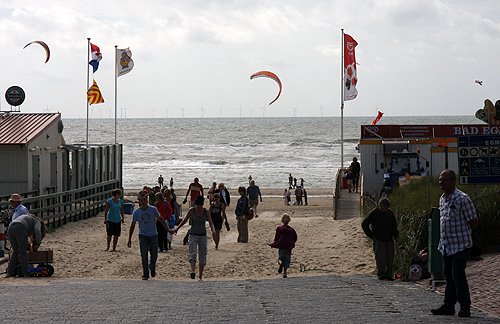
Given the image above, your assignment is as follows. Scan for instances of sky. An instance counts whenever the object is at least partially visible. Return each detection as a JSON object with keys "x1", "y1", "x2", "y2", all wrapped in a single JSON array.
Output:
[{"x1": 0, "y1": 0, "x2": 500, "y2": 119}]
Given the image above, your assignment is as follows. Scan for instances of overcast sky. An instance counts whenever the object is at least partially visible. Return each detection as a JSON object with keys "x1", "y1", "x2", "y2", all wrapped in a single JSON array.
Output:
[{"x1": 1, "y1": 0, "x2": 499, "y2": 118}]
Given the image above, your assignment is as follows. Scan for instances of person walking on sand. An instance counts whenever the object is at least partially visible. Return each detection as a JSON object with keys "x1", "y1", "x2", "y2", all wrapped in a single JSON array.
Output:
[
  {"x1": 6, "y1": 214, "x2": 46, "y2": 278},
  {"x1": 431, "y1": 169, "x2": 478, "y2": 318},
  {"x1": 127, "y1": 191, "x2": 170, "y2": 280},
  {"x1": 362, "y1": 197, "x2": 398, "y2": 280},
  {"x1": 247, "y1": 180, "x2": 262, "y2": 218},
  {"x1": 288, "y1": 173, "x2": 293, "y2": 189},
  {"x1": 303, "y1": 188, "x2": 308, "y2": 206},
  {"x1": 169, "y1": 177, "x2": 174, "y2": 189},
  {"x1": 173, "y1": 196, "x2": 215, "y2": 281},
  {"x1": 154, "y1": 192, "x2": 172, "y2": 252},
  {"x1": 218, "y1": 182, "x2": 231, "y2": 207},
  {"x1": 104, "y1": 189, "x2": 125, "y2": 251},
  {"x1": 158, "y1": 174, "x2": 164, "y2": 188},
  {"x1": 235, "y1": 186, "x2": 250, "y2": 243},
  {"x1": 209, "y1": 192, "x2": 228, "y2": 250},
  {"x1": 294, "y1": 186, "x2": 303, "y2": 205},
  {"x1": 207, "y1": 181, "x2": 217, "y2": 203},
  {"x1": 183, "y1": 177, "x2": 204, "y2": 207},
  {"x1": 268, "y1": 213, "x2": 297, "y2": 278}
]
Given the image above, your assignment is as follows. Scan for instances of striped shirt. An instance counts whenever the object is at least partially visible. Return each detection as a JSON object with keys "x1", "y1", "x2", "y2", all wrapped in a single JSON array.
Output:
[{"x1": 438, "y1": 188, "x2": 477, "y2": 256}]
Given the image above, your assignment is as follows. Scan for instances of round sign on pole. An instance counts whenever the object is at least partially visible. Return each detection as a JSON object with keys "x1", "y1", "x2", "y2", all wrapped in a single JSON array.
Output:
[{"x1": 5, "y1": 86, "x2": 26, "y2": 106}]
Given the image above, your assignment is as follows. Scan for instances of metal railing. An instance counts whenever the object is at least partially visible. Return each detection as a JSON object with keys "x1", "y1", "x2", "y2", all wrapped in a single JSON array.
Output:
[{"x1": 0, "y1": 180, "x2": 120, "y2": 228}]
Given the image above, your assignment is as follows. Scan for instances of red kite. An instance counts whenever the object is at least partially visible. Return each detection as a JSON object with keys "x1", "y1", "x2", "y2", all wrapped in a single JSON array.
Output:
[{"x1": 250, "y1": 70, "x2": 282, "y2": 105}]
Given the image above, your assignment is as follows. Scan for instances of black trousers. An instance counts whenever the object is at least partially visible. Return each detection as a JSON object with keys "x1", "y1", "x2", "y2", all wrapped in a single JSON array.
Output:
[{"x1": 443, "y1": 249, "x2": 471, "y2": 310}]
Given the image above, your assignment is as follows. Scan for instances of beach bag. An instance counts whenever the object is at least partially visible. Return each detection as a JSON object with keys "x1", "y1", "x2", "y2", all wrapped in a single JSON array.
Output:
[{"x1": 247, "y1": 208, "x2": 254, "y2": 220}]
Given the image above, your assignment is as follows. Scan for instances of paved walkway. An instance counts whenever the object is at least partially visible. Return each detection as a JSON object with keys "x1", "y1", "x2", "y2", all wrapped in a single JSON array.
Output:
[{"x1": 1, "y1": 275, "x2": 498, "y2": 323}]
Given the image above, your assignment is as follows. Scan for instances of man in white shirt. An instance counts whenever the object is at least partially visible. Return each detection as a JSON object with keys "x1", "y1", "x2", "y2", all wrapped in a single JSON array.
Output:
[{"x1": 9, "y1": 193, "x2": 29, "y2": 221}]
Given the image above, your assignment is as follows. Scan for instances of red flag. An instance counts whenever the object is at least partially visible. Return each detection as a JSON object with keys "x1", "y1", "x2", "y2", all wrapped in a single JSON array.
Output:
[
  {"x1": 343, "y1": 33, "x2": 358, "y2": 101},
  {"x1": 371, "y1": 111, "x2": 383, "y2": 125}
]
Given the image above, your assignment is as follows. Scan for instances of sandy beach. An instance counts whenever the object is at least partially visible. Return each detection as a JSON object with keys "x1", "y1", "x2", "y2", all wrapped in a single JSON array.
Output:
[{"x1": 2, "y1": 188, "x2": 374, "y2": 281}]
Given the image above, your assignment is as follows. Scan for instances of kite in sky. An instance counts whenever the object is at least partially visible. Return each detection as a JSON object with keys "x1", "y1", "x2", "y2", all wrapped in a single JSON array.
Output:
[
  {"x1": 250, "y1": 70, "x2": 282, "y2": 105},
  {"x1": 23, "y1": 40, "x2": 50, "y2": 63}
]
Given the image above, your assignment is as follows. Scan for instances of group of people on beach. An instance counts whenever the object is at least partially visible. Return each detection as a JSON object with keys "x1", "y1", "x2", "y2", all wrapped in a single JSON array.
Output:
[
  {"x1": 99, "y1": 176, "x2": 296, "y2": 281},
  {"x1": 284, "y1": 173, "x2": 308, "y2": 206}
]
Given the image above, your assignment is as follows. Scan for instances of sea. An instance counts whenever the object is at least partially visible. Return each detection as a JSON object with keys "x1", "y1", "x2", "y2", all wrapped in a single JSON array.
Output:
[{"x1": 61, "y1": 116, "x2": 478, "y2": 190}]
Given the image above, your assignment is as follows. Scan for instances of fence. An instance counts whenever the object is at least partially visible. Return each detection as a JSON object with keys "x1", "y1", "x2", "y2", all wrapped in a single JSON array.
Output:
[{"x1": 0, "y1": 180, "x2": 121, "y2": 228}]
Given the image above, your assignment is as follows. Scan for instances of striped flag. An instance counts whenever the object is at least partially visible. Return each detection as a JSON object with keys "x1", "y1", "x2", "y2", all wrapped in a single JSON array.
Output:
[
  {"x1": 87, "y1": 80, "x2": 104, "y2": 105},
  {"x1": 89, "y1": 43, "x2": 102, "y2": 73}
]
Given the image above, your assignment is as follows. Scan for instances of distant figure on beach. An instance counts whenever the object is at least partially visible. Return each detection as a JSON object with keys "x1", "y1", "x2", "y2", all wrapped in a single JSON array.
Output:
[
  {"x1": 362, "y1": 197, "x2": 398, "y2": 280},
  {"x1": 6, "y1": 214, "x2": 46, "y2": 278},
  {"x1": 350, "y1": 157, "x2": 361, "y2": 193},
  {"x1": 247, "y1": 180, "x2": 262, "y2": 218},
  {"x1": 169, "y1": 177, "x2": 174, "y2": 188},
  {"x1": 9, "y1": 193, "x2": 29, "y2": 221},
  {"x1": 218, "y1": 182, "x2": 231, "y2": 207},
  {"x1": 288, "y1": 174, "x2": 293, "y2": 189},
  {"x1": 184, "y1": 177, "x2": 204, "y2": 207},
  {"x1": 283, "y1": 189, "x2": 290, "y2": 205},
  {"x1": 127, "y1": 191, "x2": 169, "y2": 280},
  {"x1": 431, "y1": 169, "x2": 478, "y2": 318},
  {"x1": 294, "y1": 186, "x2": 303, "y2": 205},
  {"x1": 303, "y1": 188, "x2": 308, "y2": 206},
  {"x1": 268, "y1": 213, "x2": 297, "y2": 278},
  {"x1": 235, "y1": 186, "x2": 250, "y2": 243},
  {"x1": 154, "y1": 192, "x2": 172, "y2": 252},
  {"x1": 104, "y1": 189, "x2": 125, "y2": 251},
  {"x1": 300, "y1": 178, "x2": 304, "y2": 188},
  {"x1": 173, "y1": 196, "x2": 215, "y2": 281},
  {"x1": 207, "y1": 181, "x2": 217, "y2": 203},
  {"x1": 248, "y1": 175, "x2": 252, "y2": 185},
  {"x1": 293, "y1": 177, "x2": 297, "y2": 188},
  {"x1": 209, "y1": 191, "x2": 228, "y2": 250},
  {"x1": 158, "y1": 175, "x2": 164, "y2": 188}
]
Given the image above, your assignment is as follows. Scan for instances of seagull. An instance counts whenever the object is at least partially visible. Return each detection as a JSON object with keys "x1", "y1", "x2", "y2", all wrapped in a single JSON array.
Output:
[{"x1": 475, "y1": 80, "x2": 483, "y2": 86}]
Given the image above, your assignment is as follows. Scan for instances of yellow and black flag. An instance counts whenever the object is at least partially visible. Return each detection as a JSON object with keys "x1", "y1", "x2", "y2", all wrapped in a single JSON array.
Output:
[{"x1": 87, "y1": 80, "x2": 104, "y2": 105}]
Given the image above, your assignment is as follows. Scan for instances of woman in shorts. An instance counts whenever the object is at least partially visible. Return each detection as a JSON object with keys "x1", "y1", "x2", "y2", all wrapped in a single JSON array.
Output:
[
  {"x1": 209, "y1": 191, "x2": 228, "y2": 250},
  {"x1": 104, "y1": 189, "x2": 125, "y2": 251}
]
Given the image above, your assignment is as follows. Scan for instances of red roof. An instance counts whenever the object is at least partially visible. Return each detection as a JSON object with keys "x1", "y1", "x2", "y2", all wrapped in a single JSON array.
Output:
[{"x1": 0, "y1": 113, "x2": 61, "y2": 145}]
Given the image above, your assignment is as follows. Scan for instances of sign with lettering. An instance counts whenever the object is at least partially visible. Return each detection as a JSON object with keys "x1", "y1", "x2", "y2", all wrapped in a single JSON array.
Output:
[{"x1": 458, "y1": 135, "x2": 500, "y2": 184}]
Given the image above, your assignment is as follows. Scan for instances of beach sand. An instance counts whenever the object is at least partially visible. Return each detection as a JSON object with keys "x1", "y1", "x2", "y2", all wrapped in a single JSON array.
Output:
[{"x1": 6, "y1": 189, "x2": 374, "y2": 281}]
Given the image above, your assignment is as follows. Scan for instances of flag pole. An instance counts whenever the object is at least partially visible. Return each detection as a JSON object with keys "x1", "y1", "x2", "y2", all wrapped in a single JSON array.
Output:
[
  {"x1": 340, "y1": 29, "x2": 344, "y2": 168},
  {"x1": 114, "y1": 45, "x2": 118, "y2": 144},
  {"x1": 86, "y1": 38, "x2": 90, "y2": 148}
]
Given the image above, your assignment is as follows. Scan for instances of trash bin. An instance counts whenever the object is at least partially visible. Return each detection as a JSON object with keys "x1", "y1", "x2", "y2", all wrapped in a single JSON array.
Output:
[
  {"x1": 428, "y1": 207, "x2": 444, "y2": 284},
  {"x1": 123, "y1": 203, "x2": 134, "y2": 215}
]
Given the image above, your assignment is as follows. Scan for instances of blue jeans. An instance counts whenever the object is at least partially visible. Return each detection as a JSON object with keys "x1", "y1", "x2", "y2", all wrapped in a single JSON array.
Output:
[
  {"x1": 139, "y1": 235, "x2": 158, "y2": 278},
  {"x1": 443, "y1": 249, "x2": 471, "y2": 310}
]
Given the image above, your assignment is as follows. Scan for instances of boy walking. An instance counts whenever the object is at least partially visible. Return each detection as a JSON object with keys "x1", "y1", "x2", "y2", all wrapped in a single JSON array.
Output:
[{"x1": 268, "y1": 213, "x2": 298, "y2": 278}]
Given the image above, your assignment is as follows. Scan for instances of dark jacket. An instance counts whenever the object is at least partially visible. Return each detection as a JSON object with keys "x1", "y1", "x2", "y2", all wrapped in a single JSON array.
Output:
[
  {"x1": 269, "y1": 224, "x2": 298, "y2": 251},
  {"x1": 362, "y1": 207, "x2": 398, "y2": 242},
  {"x1": 235, "y1": 196, "x2": 249, "y2": 217}
]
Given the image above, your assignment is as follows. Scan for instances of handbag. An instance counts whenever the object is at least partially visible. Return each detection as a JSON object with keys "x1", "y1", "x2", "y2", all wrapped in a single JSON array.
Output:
[{"x1": 247, "y1": 207, "x2": 254, "y2": 220}]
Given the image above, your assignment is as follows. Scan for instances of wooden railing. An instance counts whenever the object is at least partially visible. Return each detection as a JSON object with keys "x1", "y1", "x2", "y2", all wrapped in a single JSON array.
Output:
[{"x1": 0, "y1": 180, "x2": 120, "y2": 228}]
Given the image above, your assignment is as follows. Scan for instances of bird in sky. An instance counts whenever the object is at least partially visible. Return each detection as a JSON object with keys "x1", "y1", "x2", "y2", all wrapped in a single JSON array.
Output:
[{"x1": 475, "y1": 80, "x2": 483, "y2": 86}]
